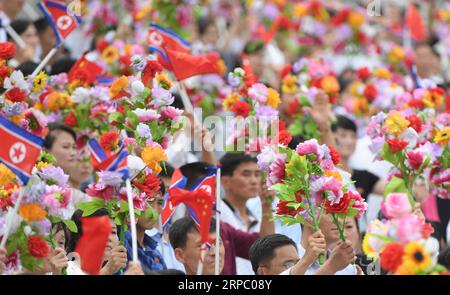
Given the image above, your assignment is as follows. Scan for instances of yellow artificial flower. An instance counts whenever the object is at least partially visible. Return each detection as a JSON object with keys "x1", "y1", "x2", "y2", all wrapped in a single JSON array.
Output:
[
  {"x1": 423, "y1": 90, "x2": 444, "y2": 108},
  {"x1": 223, "y1": 93, "x2": 240, "y2": 111},
  {"x1": 293, "y1": 4, "x2": 308, "y2": 18},
  {"x1": 36, "y1": 161, "x2": 51, "y2": 171},
  {"x1": 324, "y1": 170, "x2": 343, "y2": 182},
  {"x1": 266, "y1": 88, "x2": 281, "y2": 108},
  {"x1": 0, "y1": 164, "x2": 15, "y2": 186},
  {"x1": 354, "y1": 97, "x2": 369, "y2": 116},
  {"x1": 388, "y1": 46, "x2": 405, "y2": 64},
  {"x1": 45, "y1": 92, "x2": 73, "y2": 112},
  {"x1": 281, "y1": 75, "x2": 298, "y2": 94},
  {"x1": 102, "y1": 45, "x2": 120, "y2": 63},
  {"x1": 399, "y1": 242, "x2": 431, "y2": 274},
  {"x1": 141, "y1": 145, "x2": 168, "y2": 175},
  {"x1": 321, "y1": 75, "x2": 340, "y2": 95},
  {"x1": 33, "y1": 102, "x2": 44, "y2": 112},
  {"x1": 348, "y1": 12, "x2": 365, "y2": 29},
  {"x1": 434, "y1": 128, "x2": 450, "y2": 146},
  {"x1": 9, "y1": 114, "x2": 24, "y2": 126},
  {"x1": 109, "y1": 76, "x2": 129, "y2": 98},
  {"x1": 385, "y1": 111, "x2": 410, "y2": 135},
  {"x1": 349, "y1": 81, "x2": 364, "y2": 97},
  {"x1": 362, "y1": 234, "x2": 379, "y2": 259},
  {"x1": 135, "y1": 6, "x2": 153, "y2": 21},
  {"x1": 19, "y1": 203, "x2": 47, "y2": 222},
  {"x1": 33, "y1": 71, "x2": 47, "y2": 93},
  {"x1": 155, "y1": 72, "x2": 173, "y2": 90},
  {"x1": 374, "y1": 68, "x2": 391, "y2": 80}
]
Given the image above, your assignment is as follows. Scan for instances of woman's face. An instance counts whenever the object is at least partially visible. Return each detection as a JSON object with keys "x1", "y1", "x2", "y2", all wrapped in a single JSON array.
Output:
[
  {"x1": 21, "y1": 24, "x2": 40, "y2": 50},
  {"x1": 48, "y1": 131, "x2": 77, "y2": 176},
  {"x1": 104, "y1": 220, "x2": 119, "y2": 260},
  {"x1": 71, "y1": 157, "x2": 93, "y2": 188},
  {"x1": 53, "y1": 227, "x2": 66, "y2": 249}
]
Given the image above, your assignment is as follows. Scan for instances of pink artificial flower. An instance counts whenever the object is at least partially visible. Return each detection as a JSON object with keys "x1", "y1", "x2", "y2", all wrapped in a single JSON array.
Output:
[
  {"x1": 161, "y1": 134, "x2": 171, "y2": 150},
  {"x1": 381, "y1": 193, "x2": 412, "y2": 219},
  {"x1": 41, "y1": 185, "x2": 72, "y2": 215},
  {"x1": 160, "y1": 106, "x2": 183, "y2": 120},
  {"x1": 320, "y1": 159, "x2": 335, "y2": 171},
  {"x1": 349, "y1": 190, "x2": 368, "y2": 218},
  {"x1": 406, "y1": 150, "x2": 424, "y2": 170},
  {"x1": 133, "y1": 108, "x2": 160, "y2": 122},
  {"x1": 396, "y1": 215, "x2": 423, "y2": 243},
  {"x1": 24, "y1": 109, "x2": 48, "y2": 137},
  {"x1": 86, "y1": 183, "x2": 115, "y2": 201},
  {"x1": 248, "y1": 83, "x2": 268, "y2": 103},
  {"x1": 123, "y1": 137, "x2": 136, "y2": 148},
  {"x1": 268, "y1": 153, "x2": 286, "y2": 186},
  {"x1": 119, "y1": 187, "x2": 148, "y2": 211},
  {"x1": 322, "y1": 177, "x2": 343, "y2": 204},
  {"x1": 295, "y1": 138, "x2": 320, "y2": 158}
]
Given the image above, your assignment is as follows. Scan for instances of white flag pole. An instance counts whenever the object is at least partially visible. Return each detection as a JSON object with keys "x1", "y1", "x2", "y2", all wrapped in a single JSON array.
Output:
[
  {"x1": 177, "y1": 81, "x2": 202, "y2": 124},
  {"x1": 5, "y1": 25, "x2": 26, "y2": 49},
  {"x1": 30, "y1": 46, "x2": 59, "y2": 77},
  {"x1": 125, "y1": 178, "x2": 138, "y2": 262},
  {"x1": 214, "y1": 166, "x2": 221, "y2": 275},
  {"x1": 197, "y1": 244, "x2": 207, "y2": 275},
  {"x1": 0, "y1": 187, "x2": 24, "y2": 248}
]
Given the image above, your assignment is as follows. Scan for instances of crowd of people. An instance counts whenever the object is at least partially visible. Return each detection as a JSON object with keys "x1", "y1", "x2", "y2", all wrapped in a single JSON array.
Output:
[{"x1": 0, "y1": 0, "x2": 450, "y2": 276}]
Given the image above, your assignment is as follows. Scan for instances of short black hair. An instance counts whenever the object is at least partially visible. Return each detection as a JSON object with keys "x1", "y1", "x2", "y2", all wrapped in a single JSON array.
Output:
[
  {"x1": 51, "y1": 57, "x2": 76, "y2": 75},
  {"x1": 51, "y1": 222, "x2": 70, "y2": 249},
  {"x1": 169, "y1": 217, "x2": 216, "y2": 249},
  {"x1": 34, "y1": 18, "x2": 50, "y2": 34},
  {"x1": 331, "y1": 115, "x2": 357, "y2": 133},
  {"x1": 44, "y1": 123, "x2": 77, "y2": 150},
  {"x1": 249, "y1": 234, "x2": 297, "y2": 274},
  {"x1": 198, "y1": 17, "x2": 215, "y2": 36},
  {"x1": 179, "y1": 162, "x2": 213, "y2": 189},
  {"x1": 9, "y1": 19, "x2": 33, "y2": 37},
  {"x1": 16, "y1": 61, "x2": 39, "y2": 76},
  {"x1": 160, "y1": 164, "x2": 175, "y2": 179},
  {"x1": 219, "y1": 153, "x2": 257, "y2": 176},
  {"x1": 66, "y1": 208, "x2": 110, "y2": 253}
]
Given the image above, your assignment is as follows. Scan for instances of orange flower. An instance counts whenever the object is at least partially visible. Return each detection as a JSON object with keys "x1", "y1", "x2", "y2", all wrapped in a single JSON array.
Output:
[
  {"x1": 348, "y1": 12, "x2": 365, "y2": 29},
  {"x1": 45, "y1": 92, "x2": 73, "y2": 112},
  {"x1": 266, "y1": 88, "x2": 281, "y2": 108},
  {"x1": 109, "y1": 76, "x2": 129, "y2": 99},
  {"x1": 0, "y1": 164, "x2": 15, "y2": 186},
  {"x1": 141, "y1": 145, "x2": 168, "y2": 175},
  {"x1": 102, "y1": 45, "x2": 119, "y2": 63},
  {"x1": 19, "y1": 203, "x2": 47, "y2": 222},
  {"x1": 321, "y1": 75, "x2": 340, "y2": 96}
]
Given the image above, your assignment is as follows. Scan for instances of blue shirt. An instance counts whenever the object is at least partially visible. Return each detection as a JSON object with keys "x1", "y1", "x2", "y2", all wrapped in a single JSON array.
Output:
[{"x1": 124, "y1": 231, "x2": 167, "y2": 273}]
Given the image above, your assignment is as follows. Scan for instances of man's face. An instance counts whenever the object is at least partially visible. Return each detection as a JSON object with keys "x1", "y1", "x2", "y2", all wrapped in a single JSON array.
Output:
[
  {"x1": 222, "y1": 162, "x2": 261, "y2": 201},
  {"x1": 333, "y1": 127, "x2": 357, "y2": 159},
  {"x1": 175, "y1": 231, "x2": 225, "y2": 275},
  {"x1": 319, "y1": 215, "x2": 341, "y2": 246},
  {"x1": 249, "y1": 50, "x2": 264, "y2": 76},
  {"x1": 416, "y1": 45, "x2": 440, "y2": 78},
  {"x1": 258, "y1": 245, "x2": 299, "y2": 275},
  {"x1": 39, "y1": 27, "x2": 57, "y2": 55}
]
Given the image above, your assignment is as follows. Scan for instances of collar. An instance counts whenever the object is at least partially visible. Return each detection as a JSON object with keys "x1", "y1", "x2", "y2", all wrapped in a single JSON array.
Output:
[{"x1": 222, "y1": 198, "x2": 258, "y2": 230}]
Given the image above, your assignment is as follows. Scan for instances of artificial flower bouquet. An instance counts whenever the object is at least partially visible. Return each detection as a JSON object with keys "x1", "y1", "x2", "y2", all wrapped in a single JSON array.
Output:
[{"x1": 363, "y1": 193, "x2": 447, "y2": 275}]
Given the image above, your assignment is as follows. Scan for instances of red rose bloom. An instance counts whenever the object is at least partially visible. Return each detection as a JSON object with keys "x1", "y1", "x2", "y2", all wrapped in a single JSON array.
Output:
[
  {"x1": 231, "y1": 101, "x2": 251, "y2": 117},
  {"x1": 363, "y1": 84, "x2": 378, "y2": 102},
  {"x1": 99, "y1": 131, "x2": 120, "y2": 152},
  {"x1": 0, "y1": 42, "x2": 17, "y2": 60},
  {"x1": 387, "y1": 138, "x2": 408, "y2": 154},
  {"x1": 278, "y1": 130, "x2": 292, "y2": 146},
  {"x1": 5, "y1": 87, "x2": 27, "y2": 102},
  {"x1": 328, "y1": 145, "x2": 341, "y2": 165},
  {"x1": 406, "y1": 114, "x2": 422, "y2": 133},
  {"x1": 133, "y1": 174, "x2": 161, "y2": 199},
  {"x1": 287, "y1": 99, "x2": 301, "y2": 115},
  {"x1": 64, "y1": 112, "x2": 77, "y2": 128},
  {"x1": 356, "y1": 67, "x2": 371, "y2": 81},
  {"x1": 380, "y1": 243, "x2": 404, "y2": 273},
  {"x1": 325, "y1": 192, "x2": 352, "y2": 214},
  {"x1": 408, "y1": 98, "x2": 426, "y2": 109},
  {"x1": 28, "y1": 235, "x2": 50, "y2": 258},
  {"x1": 421, "y1": 223, "x2": 434, "y2": 239},
  {"x1": 276, "y1": 191, "x2": 304, "y2": 217}
]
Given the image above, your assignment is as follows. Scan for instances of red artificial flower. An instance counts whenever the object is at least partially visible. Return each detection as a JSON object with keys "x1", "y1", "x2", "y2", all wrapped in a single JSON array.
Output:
[
  {"x1": 278, "y1": 120, "x2": 287, "y2": 131},
  {"x1": 5, "y1": 87, "x2": 27, "y2": 103},
  {"x1": 133, "y1": 173, "x2": 161, "y2": 199},
  {"x1": 142, "y1": 60, "x2": 163, "y2": 86},
  {"x1": 421, "y1": 222, "x2": 434, "y2": 239},
  {"x1": 119, "y1": 55, "x2": 132, "y2": 75},
  {"x1": 99, "y1": 131, "x2": 120, "y2": 152},
  {"x1": 380, "y1": 243, "x2": 404, "y2": 273},
  {"x1": 328, "y1": 145, "x2": 341, "y2": 165},
  {"x1": 276, "y1": 191, "x2": 304, "y2": 217},
  {"x1": 0, "y1": 42, "x2": 17, "y2": 60},
  {"x1": 387, "y1": 138, "x2": 408, "y2": 154},
  {"x1": 231, "y1": 101, "x2": 251, "y2": 117},
  {"x1": 278, "y1": 130, "x2": 292, "y2": 146},
  {"x1": 28, "y1": 235, "x2": 50, "y2": 258},
  {"x1": 96, "y1": 39, "x2": 109, "y2": 53},
  {"x1": 356, "y1": 67, "x2": 371, "y2": 81},
  {"x1": 64, "y1": 111, "x2": 77, "y2": 128},
  {"x1": 325, "y1": 192, "x2": 352, "y2": 215},
  {"x1": 287, "y1": 99, "x2": 301, "y2": 115},
  {"x1": 406, "y1": 114, "x2": 422, "y2": 133},
  {"x1": 356, "y1": 32, "x2": 368, "y2": 44},
  {"x1": 406, "y1": 150, "x2": 424, "y2": 170},
  {"x1": 408, "y1": 98, "x2": 426, "y2": 109},
  {"x1": 363, "y1": 84, "x2": 378, "y2": 102},
  {"x1": 280, "y1": 64, "x2": 292, "y2": 80}
]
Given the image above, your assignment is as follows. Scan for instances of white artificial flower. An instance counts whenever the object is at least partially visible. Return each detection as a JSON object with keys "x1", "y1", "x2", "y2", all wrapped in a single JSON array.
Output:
[
  {"x1": 399, "y1": 127, "x2": 419, "y2": 149},
  {"x1": 4, "y1": 71, "x2": 28, "y2": 90},
  {"x1": 72, "y1": 87, "x2": 91, "y2": 104},
  {"x1": 131, "y1": 80, "x2": 145, "y2": 96},
  {"x1": 24, "y1": 225, "x2": 33, "y2": 236}
]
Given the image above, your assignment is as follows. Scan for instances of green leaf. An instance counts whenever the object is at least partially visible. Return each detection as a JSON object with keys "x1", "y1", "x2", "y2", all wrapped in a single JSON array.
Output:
[
  {"x1": 119, "y1": 199, "x2": 129, "y2": 213},
  {"x1": 383, "y1": 176, "x2": 408, "y2": 196},
  {"x1": 62, "y1": 219, "x2": 78, "y2": 233},
  {"x1": 109, "y1": 112, "x2": 124, "y2": 124},
  {"x1": 345, "y1": 208, "x2": 359, "y2": 217},
  {"x1": 380, "y1": 143, "x2": 397, "y2": 165},
  {"x1": 126, "y1": 111, "x2": 139, "y2": 128},
  {"x1": 288, "y1": 122, "x2": 303, "y2": 137},
  {"x1": 77, "y1": 198, "x2": 106, "y2": 216}
]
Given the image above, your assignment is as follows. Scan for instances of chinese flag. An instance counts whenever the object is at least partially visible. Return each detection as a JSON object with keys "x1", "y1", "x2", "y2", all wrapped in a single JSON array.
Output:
[
  {"x1": 406, "y1": 4, "x2": 427, "y2": 42},
  {"x1": 164, "y1": 48, "x2": 222, "y2": 81},
  {"x1": 168, "y1": 187, "x2": 214, "y2": 244}
]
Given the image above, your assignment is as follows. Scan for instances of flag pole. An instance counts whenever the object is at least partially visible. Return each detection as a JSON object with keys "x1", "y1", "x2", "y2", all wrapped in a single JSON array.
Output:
[
  {"x1": 197, "y1": 244, "x2": 207, "y2": 275},
  {"x1": 5, "y1": 25, "x2": 26, "y2": 49},
  {"x1": 177, "y1": 80, "x2": 202, "y2": 124},
  {"x1": 31, "y1": 46, "x2": 59, "y2": 77},
  {"x1": 214, "y1": 166, "x2": 221, "y2": 275},
  {"x1": 125, "y1": 178, "x2": 138, "y2": 262},
  {"x1": 0, "y1": 187, "x2": 24, "y2": 248}
]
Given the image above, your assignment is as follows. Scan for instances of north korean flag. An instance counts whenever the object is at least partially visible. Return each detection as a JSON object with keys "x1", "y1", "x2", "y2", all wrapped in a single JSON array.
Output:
[
  {"x1": 0, "y1": 116, "x2": 44, "y2": 185},
  {"x1": 87, "y1": 138, "x2": 129, "y2": 179},
  {"x1": 38, "y1": 0, "x2": 81, "y2": 46}
]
